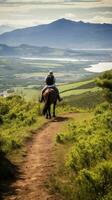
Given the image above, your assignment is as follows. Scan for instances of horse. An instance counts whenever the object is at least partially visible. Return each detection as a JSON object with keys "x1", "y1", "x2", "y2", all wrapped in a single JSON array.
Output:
[{"x1": 42, "y1": 88, "x2": 58, "y2": 119}]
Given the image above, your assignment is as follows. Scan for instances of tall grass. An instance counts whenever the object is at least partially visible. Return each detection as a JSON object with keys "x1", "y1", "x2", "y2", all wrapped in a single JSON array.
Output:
[
  {"x1": 54, "y1": 102, "x2": 112, "y2": 200},
  {"x1": 0, "y1": 95, "x2": 44, "y2": 155}
]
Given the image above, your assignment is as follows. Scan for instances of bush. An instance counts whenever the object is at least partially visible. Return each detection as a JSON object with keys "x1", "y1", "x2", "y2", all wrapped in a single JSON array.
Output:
[
  {"x1": 0, "y1": 95, "x2": 43, "y2": 154},
  {"x1": 55, "y1": 102, "x2": 112, "y2": 200},
  {"x1": 96, "y1": 70, "x2": 112, "y2": 104},
  {"x1": 76, "y1": 161, "x2": 112, "y2": 200}
]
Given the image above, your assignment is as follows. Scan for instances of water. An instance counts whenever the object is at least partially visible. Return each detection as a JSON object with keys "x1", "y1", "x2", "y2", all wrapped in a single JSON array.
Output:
[{"x1": 85, "y1": 62, "x2": 112, "y2": 73}]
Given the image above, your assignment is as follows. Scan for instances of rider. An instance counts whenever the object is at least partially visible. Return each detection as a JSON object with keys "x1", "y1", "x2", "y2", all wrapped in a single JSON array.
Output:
[{"x1": 40, "y1": 71, "x2": 62, "y2": 102}]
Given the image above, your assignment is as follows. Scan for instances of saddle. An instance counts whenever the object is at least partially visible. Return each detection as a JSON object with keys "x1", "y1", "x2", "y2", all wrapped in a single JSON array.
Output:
[
  {"x1": 40, "y1": 86, "x2": 61, "y2": 102},
  {"x1": 40, "y1": 87, "x2": 56, "y2": 103}
]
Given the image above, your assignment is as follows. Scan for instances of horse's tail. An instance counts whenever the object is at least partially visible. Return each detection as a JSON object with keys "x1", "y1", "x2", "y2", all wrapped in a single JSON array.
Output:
[{"x1": 43, "y1": 92, "x2": 51, "y2": 115}]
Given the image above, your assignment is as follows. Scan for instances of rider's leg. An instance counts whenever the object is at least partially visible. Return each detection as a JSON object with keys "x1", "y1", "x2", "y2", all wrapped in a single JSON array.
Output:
[{"x1": 40, "y1": 86, "x2": 47, "y2": 102}]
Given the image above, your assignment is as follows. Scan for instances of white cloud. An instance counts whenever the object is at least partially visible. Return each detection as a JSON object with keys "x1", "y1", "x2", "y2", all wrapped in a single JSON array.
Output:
[
  {"x1": 64, "y1": 13, "x2": 77, "y2": 18},
  {"x1": 65, "y1": 0, "x2": 100, "y2": 2},
  {"x1": 0, "y1": 0, "x2": 111, "y2": 7},
  {"x1": 0, "y1": 0, "x2": 111, "y2": 28},
  {"x1": 90, "y1": 15, "x2": 112, "y2": 23},
  {"x1": 2, "y1": 0, "x2": 98, "y2": 2},
  {"x1": 0, "y1": 0, "x2": 64, "y2": 3},
  {"x1": 63, "y1": 12, "x2": 112, "y2": 24}
]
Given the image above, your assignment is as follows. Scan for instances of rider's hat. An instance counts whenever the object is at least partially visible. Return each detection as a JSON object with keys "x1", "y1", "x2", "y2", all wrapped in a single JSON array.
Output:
[{"x1": 49, "y1": 71, "x2": 53, "y2": 75}]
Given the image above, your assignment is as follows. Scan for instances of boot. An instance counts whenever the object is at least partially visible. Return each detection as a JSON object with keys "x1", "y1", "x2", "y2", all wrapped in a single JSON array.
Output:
[
  {"x1": 40, "y1": 95, "x2": 44, "y2": 103},
  {"x1": 58, "y1": 95, "x2": 63, "y2": 102}
]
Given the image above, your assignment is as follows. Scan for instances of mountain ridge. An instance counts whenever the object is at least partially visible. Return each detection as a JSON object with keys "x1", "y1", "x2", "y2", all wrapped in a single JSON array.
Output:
[
  {"x1": 0, "y1": 18, "x2": 112, "y2": 49},
  {"x1": 0, "y1": 44, "x2": 112, "y2": 61}
]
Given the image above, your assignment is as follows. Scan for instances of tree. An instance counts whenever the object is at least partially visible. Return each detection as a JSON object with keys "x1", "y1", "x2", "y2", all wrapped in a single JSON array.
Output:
[{"x1": 96, "y1": 70, "x2": 112, "y2": 104}]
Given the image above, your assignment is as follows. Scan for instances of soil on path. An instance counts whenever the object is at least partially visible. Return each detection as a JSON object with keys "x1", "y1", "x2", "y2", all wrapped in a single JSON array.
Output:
[{"x1": 3, "y1": 113, "x2": 74, "y2": 200}]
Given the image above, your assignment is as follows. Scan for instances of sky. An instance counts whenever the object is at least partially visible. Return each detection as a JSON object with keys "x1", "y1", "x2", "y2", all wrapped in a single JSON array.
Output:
[{"x1": 0, "y1": 0, "x2": 112, "y2": 28}]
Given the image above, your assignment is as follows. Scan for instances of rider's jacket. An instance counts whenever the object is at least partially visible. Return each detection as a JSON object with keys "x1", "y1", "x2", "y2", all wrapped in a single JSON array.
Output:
[{"x1": 45, "y1": 75, "x2": 55, "y2": 86}]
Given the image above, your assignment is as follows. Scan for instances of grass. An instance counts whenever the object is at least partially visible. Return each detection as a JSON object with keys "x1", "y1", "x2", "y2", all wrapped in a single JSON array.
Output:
[
  {"x1": 61, "y1": 87, "x2": 100, "y2": 97},
  {"x1": 0, "y1": 76, "x2": 104, "y2": 182},
  {"x1": 50, "y1": 102, "x2": 112, "y2": 200},
  {"x1": 14, "y1": 87, "x2": 41, "y2": 101},
  {"x1": 48, "y1": 112, "x2": 92, "y2": 197},
  {"x1": 64, "y1": 90, "x2": 105, "y2": 109},
  {"x1": 0, "y1": 77, "x2": 103, "y2": 159},
  {"x1": 0, "y1": 95, "x2": 46, "y2": 156},
  {"x1": 0, "y1": 92, "x2": 64, "y2": 181},
  {"x1": 0, "y1": 95, "x2": 49, "y2": 181},
  {"x1": 8, "y1": 78, "x2": 104, "y2": 114},
  {"x1": 0, "y1": 93, "x2": 79, "y2": 179},
  {"x1": 13, "y1": 78, "x2": 98, "y2": 101},
  {"x1": 59, "y1": 79, "x2": 94, "y2": 93},
  {"x1": 59, "y1": 79, "x2": 101, "y2": 97}
]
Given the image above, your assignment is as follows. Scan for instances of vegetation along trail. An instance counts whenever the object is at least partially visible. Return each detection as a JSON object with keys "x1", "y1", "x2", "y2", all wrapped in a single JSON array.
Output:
[{"x1": 3, "y1": 113, "x2": 75, "y2": 200}]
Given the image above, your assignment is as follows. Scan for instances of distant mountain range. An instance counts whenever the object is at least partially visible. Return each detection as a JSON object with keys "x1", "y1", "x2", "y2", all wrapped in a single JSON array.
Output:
[
  {"x1": 0, "y1": 18, "x2": 112, "y2": 49},
  {"x1": 0, "y1": 44, "x2": 112, "y2": 61},
  {"x1": 0, "y1": 44, "x2": 73, "y2": 57},
  {"x1": 0, "y1": 25, "x2": 15, "y2": 34}
]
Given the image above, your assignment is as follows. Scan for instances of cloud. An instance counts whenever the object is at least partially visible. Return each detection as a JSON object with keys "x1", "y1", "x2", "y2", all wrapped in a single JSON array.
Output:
[
  {"x1": 0, "y1": 0, "x2": 111, "y2": 28},
  {"x1": 0, "y1": 0, "x2": 101, "y2": 2},
  {"x1": 64, "y1": 13, "x2": 76, "y2": 18},
  {"x1": 0, "y1": 0, "x2": 111, "y2": 5},
  {"x1": 0, "y1": 0, "x2": 111, "y2": 12},
  {"x1": 64, "y1": 0, "x2": 100, "y2": 2},
  {"x1": 0, "y1": 0, "x2": 63, "y2": 3},
  {"x1": 90, "y1": 15, "x2": 112, "y2": 23},
  {"x1": 64, "y1": 12, "x2": 112, "y2": 24}
]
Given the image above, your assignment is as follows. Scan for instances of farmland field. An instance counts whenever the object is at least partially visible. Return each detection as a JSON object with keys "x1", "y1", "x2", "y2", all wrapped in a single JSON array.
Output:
[
  {"x1": 13, "y1": 79, "x2": 100, "y2": 101},
  {"x1": 0, "y1": 49, "x2": 112, "y2": 95},
  {"x1": 0, "y1": 56, "x2": 94, "y2": 92}
]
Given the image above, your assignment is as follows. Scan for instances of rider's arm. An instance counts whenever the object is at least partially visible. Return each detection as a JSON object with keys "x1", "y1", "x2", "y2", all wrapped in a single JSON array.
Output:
[
  {"x1": 45, "y1": 76, "x2": 47, "y2": 84},
  {"x1": 53, "y1": 76, "x2": 56, "y2": 84}
]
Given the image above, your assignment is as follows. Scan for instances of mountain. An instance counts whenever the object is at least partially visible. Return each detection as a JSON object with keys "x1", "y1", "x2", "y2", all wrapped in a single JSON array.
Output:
[
  {"x1": 0, "y1": 44, "x2": 74, "y2": 57},
  {"x1": 0, "y1": 44, "x2": 112, "y2": 61},
  {"x1": 0, "y1": 18, "x2": 112, "y2": 49},
  {"x1": 0, "y1": 25, "x2": 15, "y2": 34}
]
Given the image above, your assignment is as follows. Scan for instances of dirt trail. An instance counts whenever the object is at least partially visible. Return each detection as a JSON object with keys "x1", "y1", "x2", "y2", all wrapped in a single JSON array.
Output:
[{"x1": 4, "y1": 113, "x2": 74, "y2": 200}]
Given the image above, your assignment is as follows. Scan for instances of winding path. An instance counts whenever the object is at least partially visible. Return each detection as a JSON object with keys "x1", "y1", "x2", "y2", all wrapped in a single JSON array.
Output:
[{"x1": 3, "y1": 114, "x2": 74, "y2": 200}]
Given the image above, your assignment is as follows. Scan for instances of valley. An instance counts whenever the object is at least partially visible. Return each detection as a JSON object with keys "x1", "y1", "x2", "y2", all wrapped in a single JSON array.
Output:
[
  {"x1": 0, "y1": 4, "x2": 112, "y2": 200},
  {"x1": 0, "y1": 49, "x2": 112, "y2": 97}
]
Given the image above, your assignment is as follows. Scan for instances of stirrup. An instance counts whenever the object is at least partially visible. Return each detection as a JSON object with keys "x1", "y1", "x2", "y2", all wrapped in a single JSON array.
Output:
[
  {"x1": 39, "y1": 97, "x2": 43, "y2": 103},
  {"x1": 59, "y1": 97, "x2": 63, "y2": 102}
]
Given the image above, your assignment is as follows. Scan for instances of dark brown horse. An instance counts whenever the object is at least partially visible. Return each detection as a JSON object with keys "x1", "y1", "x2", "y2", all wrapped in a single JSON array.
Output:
[{"x1": 42, "y1": 88, "x2": 58, "y2": 119}]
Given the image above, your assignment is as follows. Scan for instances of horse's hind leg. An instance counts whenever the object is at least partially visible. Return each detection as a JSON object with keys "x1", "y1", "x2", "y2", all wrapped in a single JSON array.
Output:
[
  {"x1": 53, "y1": 103, "x2": 56, "y2": 118},
  {"x1": 46, "y1": 110, "x2": 48, "y2": 119},
  {"x1": 48, "y1": 106, "x2": 51, "y2": 119}
]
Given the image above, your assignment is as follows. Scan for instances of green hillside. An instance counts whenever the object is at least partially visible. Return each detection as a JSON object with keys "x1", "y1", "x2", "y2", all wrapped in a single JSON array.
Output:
[
  {"x1": 64, "y1": 91, "x2": 104, "y2": 109},
  {"x1": 0, "y1": 70, "x2": 111, "y2": 200},
  {"x1": 49, "y1": 70, "x2": 112, "y2": 200},
  {"x1": 14, "y1": 78, "x2": 100, "y2": 100},
  {"x1": 54, "y1": 103, "x2": 112, "y2": 200},
  {"x1": 0, "y1": 78, "x2": 100, "y2": 159},
  {"x1": 0, "y1": 95, "x2": 46, "y2": 178},
  {"x1": 59, "y1": 79, "x2": 94, "y2": 93},
  {"x1": 59, "y1": 79, "x2": 100, "y2": 97}
]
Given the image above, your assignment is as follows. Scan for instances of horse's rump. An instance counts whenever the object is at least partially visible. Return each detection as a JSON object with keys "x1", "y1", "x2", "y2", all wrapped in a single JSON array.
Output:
[
  {"x1": 42, "y1": 88, "x2": 58, "y2": 117},
  {"x1": 43, "y1": 88, "x2": 57, "y2": 104}
]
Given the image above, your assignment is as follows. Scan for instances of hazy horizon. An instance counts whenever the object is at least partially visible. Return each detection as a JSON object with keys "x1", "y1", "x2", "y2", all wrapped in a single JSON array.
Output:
[{"x1": 0, "y1": 0, "x2": 112, "y2": 32}]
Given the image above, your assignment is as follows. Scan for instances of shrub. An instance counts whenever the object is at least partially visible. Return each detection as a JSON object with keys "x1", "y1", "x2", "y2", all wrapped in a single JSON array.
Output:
[
  {"x1": 76, "y1": 161, "x2": 112, "y2": 200},
  {"x1": 55, "y1": 102, "x2": 112, "y2": 200},
  {"x1": 96, "y1": 70, "x2": 112, "y2": 104},
  {"x1": 0, "y1": 95, "x2": 43, "y2": 154}
]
